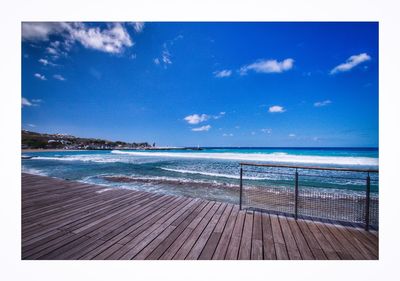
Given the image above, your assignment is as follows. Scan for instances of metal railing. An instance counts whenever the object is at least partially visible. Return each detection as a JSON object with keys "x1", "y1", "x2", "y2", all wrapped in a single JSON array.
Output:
[{"x1": 239, "y1": 163, "x2": 379, "y2": 231}]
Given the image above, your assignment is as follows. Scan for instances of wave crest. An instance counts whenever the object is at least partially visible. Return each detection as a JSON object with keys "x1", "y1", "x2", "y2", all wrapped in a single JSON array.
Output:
[{"x1": 111, "y1": 150, "x2": 378, "y2": 166}]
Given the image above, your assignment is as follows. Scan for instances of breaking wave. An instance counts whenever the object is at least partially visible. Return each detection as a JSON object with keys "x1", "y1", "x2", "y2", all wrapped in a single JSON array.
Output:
[{"x1": 111, "y1": 150, "x2": 378, "y2": 166}]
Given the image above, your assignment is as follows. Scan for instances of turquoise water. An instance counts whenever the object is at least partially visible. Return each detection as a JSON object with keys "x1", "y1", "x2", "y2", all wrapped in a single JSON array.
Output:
[{"x1": 22, "y1": 147, "x2": 379, "y2": 204}]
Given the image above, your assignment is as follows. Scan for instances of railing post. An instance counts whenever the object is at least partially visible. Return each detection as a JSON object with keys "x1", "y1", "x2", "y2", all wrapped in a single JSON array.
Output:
[
  {"x1": 294, "y1": 168, "x2": 299, "y2": 220},
  {"x1": 365, "y1": 172, "x2": 371, "y2": 231},
  {"x1": 239, "y1": 166, "x2": 243, "y2": 210}
]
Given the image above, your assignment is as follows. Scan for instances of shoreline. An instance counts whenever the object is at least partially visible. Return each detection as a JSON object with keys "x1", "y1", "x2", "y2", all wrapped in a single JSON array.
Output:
[{"x1": 22, "y1": 147, "x2": 203, "y2": 153}]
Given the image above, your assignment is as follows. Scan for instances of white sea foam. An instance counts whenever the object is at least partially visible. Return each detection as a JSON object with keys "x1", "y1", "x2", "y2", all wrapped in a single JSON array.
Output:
[
  {"x1": 103, "y1": 174, "x2": 239, "y2": 188},
  {"x1": 34, "y1": 155, "x2": 119, "y2": 163},
  {"x1": 22, "y1": 167, "x2": 47, "y2": 176},
  {"x1": 112, "y1": 150, "x2": 378, "y2": 166},
  {"x1": 161, "y1": 167, "x2": 270, "y2": 180},
  {"x1": 32, "y1": 154, "x2": 160, "y2": 164}
]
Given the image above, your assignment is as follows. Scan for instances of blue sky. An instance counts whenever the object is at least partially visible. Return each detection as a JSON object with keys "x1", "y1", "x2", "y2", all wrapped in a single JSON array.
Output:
[{"x1": 22, "y1": 22, "x2": 378, "y2": 147}]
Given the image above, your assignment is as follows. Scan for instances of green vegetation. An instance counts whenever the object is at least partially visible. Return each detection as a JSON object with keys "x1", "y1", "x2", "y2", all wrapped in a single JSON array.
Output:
[{"x1": 21, "y1": 130, "x2": 150, "y2": 150}]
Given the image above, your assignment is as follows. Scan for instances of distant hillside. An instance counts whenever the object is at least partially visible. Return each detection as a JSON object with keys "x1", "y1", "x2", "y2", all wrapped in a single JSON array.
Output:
[{"x1": 21, "y1": 130, "x2": 150, "y2": 150}]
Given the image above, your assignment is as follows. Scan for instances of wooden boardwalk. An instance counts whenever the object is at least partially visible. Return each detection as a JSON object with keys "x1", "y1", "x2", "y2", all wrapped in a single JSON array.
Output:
[{"x1": 22, "y1": 173, "x2": 378, "y2": 260}]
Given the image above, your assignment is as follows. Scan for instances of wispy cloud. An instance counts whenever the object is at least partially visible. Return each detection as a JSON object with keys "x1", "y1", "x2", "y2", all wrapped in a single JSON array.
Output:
[
  {"x1": 214, "y1": 69, "x2": 232, "y2": 78},
  {"x1": 154, "y1": 35, "x2": 183, "y2": 68},
  {"x1": 330, "y1": 53, "x2": 371, "y2": 74},
  {"x1": 314, "y1": 100, "x2": 332, "y2": 107},
  {"x1": 289, "y1": 133, "x2": 296, "y2": 137},
  {"x1": 268, "y1": 105, "x2": 285, "y2": 113},
  {"x1": 67, "y1": 23, "x2": 133, "y2": 54},
  {"x1": 192, "y1": 125, "x2": 211, "y2": 132},
  {"x1": 261, "y1": 128, "x2": 272, "y2": 133},
  {"x1": 34, "y1": 73, "x2": 46, "y2": 80},
  {"x1": 53, "y1": 74, "x2": 66, "y2": 81},
  {"x1": 22, "y1": 22, "x2": 65, "y2": 41},
  {"x1": 22, "y1": 97, "x2": 42, "y2": 108},
  {"x1": 133, "y1": 22, "x2": 145, "y2": 33},
  {"x1": 223, "y1": 133, "x2": 234, "y2": 137},
  {"x1": 27, "y1": 123, "x2": 36, "y2": 128},
  {"x1": 213, "y1": 112, "x2": 225, "y2": 119},
  {"x1": 184, "y1": 114, "x2": 210, "y2": 124},
  {"x1": 184, "y1": 112, "x2": 225, "y2": 125},
  {"x1": 240, "y1": 58, "x2": 294, "y2": 75},
  {"x1": 38, "y1": 58, "x2": 56, "y2": 66},
  {"x1": 22, "y1": 22, "x2": 133, "y2": 55},
  {"x1": 162, "y1": 48, "x2": 172, "y2": 65}
]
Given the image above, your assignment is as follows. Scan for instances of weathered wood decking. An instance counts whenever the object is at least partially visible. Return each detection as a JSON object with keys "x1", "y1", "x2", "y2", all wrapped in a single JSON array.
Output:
[{"x1": 22, "y1": 173, "x2": 378, "y2": 260}]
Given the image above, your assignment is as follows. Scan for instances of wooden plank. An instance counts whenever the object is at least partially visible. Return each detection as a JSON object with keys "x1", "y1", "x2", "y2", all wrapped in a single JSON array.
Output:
[
  {"x1": 74, "y1": 195, "x2": 178, "y2": 259},
  {"x1": 24, "y1": 195, "x2": 176, "y2": 259},
  {"x1": 95, "y1": 197, "x2": 188, "y2": 259},
  {"x1": 127, "y1": 199, "x2": 203, "y2": 260},
  {"x1": 301, "y1": 217, "x2": 340, "y2": 260},
  {"x1": 238, "y1": 211, "x2": 253, "y2": 260},
  {"x1": 71, "y1": 199, "x2": 202, "y2": 260},
  {"x1": 42, "y1": 197, "x2": 190, "y2": 260},
  {"x1": 172, "y1": 202, "x2": 221, "y2": 260},
  {"x1": 198, "y1": 204, "x2": 233, "y2": 260},
  {"x1": 321, "y1": 222, "x2": 366, "y2": 260},
  {"x1": 251, "y1": 212, "x2": 263, "y2": 260},
  {"x1": 285, "y1": 216, "x2": 314, "y2": 260},
  {"x1": 22, "y1": 174, "x2": 378, "y2": 260},
  {"x1": 333, "y1": 224, "x2": 377, "y2": 260},
  {"x1": 158, "y1": 201, "x2": 215, "y2": 260},
  {"x1": 261, "y1": 213, "x2": 276, "y2": 260},
  {"x1": 225, "y1": 210, "x2": 245, "y2": 260},
  {"x1": 295, "y1": 218, "x2": 327, "y2": 260},
  {"x1": 185, "y1": 203, "x2": 227, "y2": 260},
  {"x1": 270, "y1": 214, "x2": 289, "y2": 260},
  {"x1": 312, "y1": 219, "x2": 352, "y2": 260},
  {"x1": 142, "y1": 201, "x2": 209, "y2": 260},
  {"x1": 278, "y1": 215, "x2": 301, "y2": 260},
  {"x1": 211, "y1": 205, "x2": 239, "y2": 260}
]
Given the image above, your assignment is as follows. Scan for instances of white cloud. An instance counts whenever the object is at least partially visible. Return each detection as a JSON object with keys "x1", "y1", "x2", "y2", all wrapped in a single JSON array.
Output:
[
  {"x1": 21, "y1": 97, "x2": 32, "y2": 107},
  {"x1": 27, "y1": 123, "x2": 36, "y2": 128},
  {"x1": 289, "y1": 133, "x2": 296, "y2": 137},
  {"x1": 268, "y1": 105, "x2": 285, "y2": 113},
  {"x1": 330, "y1": 53, "x2": 371, "y2": 74},
  {"x1": 67, "y1": 23, "x2": 133, "y2": 54},
  {"x1": 155, "y1": 36, "x2": 183, "y2": 68},
  {"x1": 184, "y1": 112, "x2": 225, "y2": 124},
  {"x1": 214, "y1": 69, "x2": 232, "y2": 78},
  {"x1": 251, "y1": 131, "x2": 256, "y2": 135},
  {"x1": 223, "y1": 133, "x2": 234, "y2": 137},
  {"x1": 192, "y1": 125, "x2": 211, "y2": 132},
  {"x1": 38, "y1": 58, "x2": 56, "y2": 66},
  {"x1": 53, "y1": 74, "x2": 66, "y2": 81},
  {"x1": 133, "y1": 22, "x2": 145, "y2": 33},
  {"x1": 34, "y1": 73, "x2": 46, "y2": 80},
  {"x1": 22, "y1": 97, "x2": 41, "y2": 108},
  {"x1": 22, "y1": 22, "x2": 66, "y2": 41},
  {"x1": 22, "y1": 22, "x2": 133, "y2": 55},
  {"x1": 261, "y1": 128, "x2": 272, "y2": 133},
  {"x1": 213, "y1": 112, "x2": 226, "y2": 120},
  {"x1": 314, "y1": 100, "x2": 332, "y2": 107},
  {"x1": 184, "y1": 114, "x2": 210, "y2": 124},
  {"x1": 240, "y1": 58, "x2": 294, "y2": 75},
  {"x1": 162, "y1": 49, "x2": 172, "y2": 65}
]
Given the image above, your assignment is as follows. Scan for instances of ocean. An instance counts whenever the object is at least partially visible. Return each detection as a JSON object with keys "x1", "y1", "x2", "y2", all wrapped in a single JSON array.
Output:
[{"x1": 21, "y1": 147, "x2": 379, "y2": 205}]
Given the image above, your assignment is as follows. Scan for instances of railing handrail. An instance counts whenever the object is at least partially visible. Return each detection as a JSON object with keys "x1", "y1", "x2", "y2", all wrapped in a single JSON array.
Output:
[
  {"x1": 239, "y1": 162, "x2": 379, "y2": 173},
  {"x1": 239, "y1": 161, "x2": 379, "y2": 231}
]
